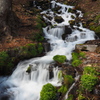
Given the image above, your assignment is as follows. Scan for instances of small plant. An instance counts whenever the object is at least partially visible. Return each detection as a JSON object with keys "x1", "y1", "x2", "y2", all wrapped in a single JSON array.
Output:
[
  {"x1": 80, "y1": 74, "x2": 98, "y2": 92},
  {"x1": 64, "y1": 75, "x2": 74, "y2": 86},
  {"x1": 37, "y1": 43, "x2": 44, "y2": 54},
  {"x1": 79, "y1": 52, "x2": 86, "y2": 58},
  {"x1": 0, "y1": 51, "x2": 9, "y2": 66},
  {"x1": 72, "y1": 52, "x2": 79, "y2": 60},
  {"x1": 26, "y1": 65, "x2": 31, "y2": 73},
  {"x1": 71, "y1": 52, "x2": 83, "y2": 67},
  {"x1": 58, "y1": 70, "x2": 63, "y2": 82},
  {"x1": 40, "y1": 83, "x2": 57, "y2": 100},
  {"x1": 53, "y1": 55, "x2": 67, "y2": 63},
  {"x1": 83, "y1": 66, "x2": 99, "y2": 75},
  {"x1": 72, "y1": 59, "x2": 82, "y2": 67},
  {"x1": 78, "y1": 94, "x2": 86, "y2": 100},
  {"x1": 58, "y1": 85, "x2": 68, "y2": 94},
  {"x1": 66, "y1": 94, "x2": 73, "y2": 100}
]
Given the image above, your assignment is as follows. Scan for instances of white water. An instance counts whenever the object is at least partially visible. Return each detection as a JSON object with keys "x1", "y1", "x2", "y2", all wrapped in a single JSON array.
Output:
[{"x1": 0, "y1": 0, "x2": 95, "y2": 100}]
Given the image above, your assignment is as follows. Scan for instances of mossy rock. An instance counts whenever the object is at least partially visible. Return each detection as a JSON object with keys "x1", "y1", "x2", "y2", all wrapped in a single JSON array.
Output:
[
  {"x1": 53, "y1": 55, "x2": 67, "y2": 64},
  {"x1": 69, "y1": 20, "x2": 75, "y2": 26},
  {"x1": 54, "y1": 16, "x2": 64, "y2": 23},
  {"x1": 40, "y1": 83, "x2": 57, "y2": 100}
]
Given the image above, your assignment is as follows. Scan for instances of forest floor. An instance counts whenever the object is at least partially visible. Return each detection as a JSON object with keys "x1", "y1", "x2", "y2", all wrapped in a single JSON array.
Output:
[{"x1": 0, "y1": 1, "x2": 37, "y2": 51}]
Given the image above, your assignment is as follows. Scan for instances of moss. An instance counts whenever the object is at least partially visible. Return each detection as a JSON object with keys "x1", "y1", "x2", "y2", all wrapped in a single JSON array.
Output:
[
  {"x1": 71, "y1": 15, "x2": 75, "y2": 19},
  {"x1": 26, "y1": 65, "x2": 31, "y2": 73},
  {"x1": 69, "y1": 20, "x2": 75, "y2": 26},
  {"x1": 53, "y1": 55, "x2": 67, "y2": 64},
  {"x1": 40, "y1": 83, "x2": 57, "y2": 100}
]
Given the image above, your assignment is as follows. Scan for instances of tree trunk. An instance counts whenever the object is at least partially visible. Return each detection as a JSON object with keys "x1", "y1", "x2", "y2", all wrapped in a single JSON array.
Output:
[{"x1": 0, "y1": 0, "x2": 12, "y2": 41}]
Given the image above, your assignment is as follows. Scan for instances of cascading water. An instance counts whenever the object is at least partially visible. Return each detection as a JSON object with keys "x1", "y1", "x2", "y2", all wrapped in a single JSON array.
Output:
[{"x1": 0, "y1": 0, "x2": 95, "y2": 100}]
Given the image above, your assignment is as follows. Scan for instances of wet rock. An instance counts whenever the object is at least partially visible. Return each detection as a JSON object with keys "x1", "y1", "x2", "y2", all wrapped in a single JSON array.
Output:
[
  {"x1": 43, "y1": 43, "x2": 50, "y2": 53},
  {"x1": 62, "y1": 26, "x2": 72, "y2": 40},
  {"x1": 85, "y1": 40, "x2": 100, "y2": 46},
  {"x1": 54, "y1": 16, "x2": 64, "y2": 23}
]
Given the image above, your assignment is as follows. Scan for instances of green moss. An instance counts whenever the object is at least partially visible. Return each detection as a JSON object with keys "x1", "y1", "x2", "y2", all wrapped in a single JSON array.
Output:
[
  {"x1": 40, "y1": 83, "x2": 57, "y2": 100},
  {"x1": 26, "y1": 65, "x2": 31, "y2": 73},
  {"x1": 53, "y1": 55, "x2": 67, "y2": 63}
]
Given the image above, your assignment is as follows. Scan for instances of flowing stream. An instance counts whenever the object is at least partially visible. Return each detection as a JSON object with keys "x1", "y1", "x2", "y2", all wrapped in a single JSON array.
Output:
[{"x1": 0, "y1": 0, "x2": 95, "y2": 100}]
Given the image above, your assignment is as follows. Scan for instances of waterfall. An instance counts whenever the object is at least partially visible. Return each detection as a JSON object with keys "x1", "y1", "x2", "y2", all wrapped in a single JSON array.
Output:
[{"x1": 0, "y1": 0, "x2": 95, "y2": 100}]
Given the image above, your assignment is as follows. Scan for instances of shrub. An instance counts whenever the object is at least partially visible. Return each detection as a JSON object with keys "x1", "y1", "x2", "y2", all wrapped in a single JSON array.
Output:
[
  {"x1": 34, "y1": 33, "x2": 44, "y2": 42},
  {"x1": 37, "y1": 43, "x2": 44, "y2": 54},
  {"x1": 27, "y1": 43, "x2": 37, "y2": 56},
  {"x1": 58, "y1": 85, "x2": 68, "y2": 94},
  {"x1": 66, "y1": 94, "x2": 73, "y2": 100},
  {"x1": 0, "y1": 51, "x2": 9, "y2": 66},
  {"x1": 72, "y1": 52, "x2": 79, "y2": 60},
  {"x1": 40, "y1": 83, "x2": 57, "y2": 100},
  {"x1": 53, "y1": 55, "x2": 67, "y2": 63},
  {"x1": 79, "y1": 52, "x2": 86, "y2": 58},
  {"x1": 80, "y1": 74, "x2": 98, "y2": 92},
  {"x1": 0, "y1": 51, "x2": 14, "y2": 75}
]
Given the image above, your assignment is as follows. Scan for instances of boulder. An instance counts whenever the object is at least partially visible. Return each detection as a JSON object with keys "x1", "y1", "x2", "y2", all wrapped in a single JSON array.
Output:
[{"x1": 75, "y1": 44, "x2": 98, "y2": 52}]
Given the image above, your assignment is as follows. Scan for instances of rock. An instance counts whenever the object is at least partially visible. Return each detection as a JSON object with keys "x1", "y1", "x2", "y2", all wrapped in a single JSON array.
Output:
[
  {"x1": 75, "y1": 44, "x2": 98, "y2": 52},
  {"x1": 93, "y1": 85, "x2": 100, "y2": 95},
  {"x1": 62, "y1": 26, "x2": 72, "y2": 40},
  {"x1": 54, "y1": 16, "x2": 64, "y2": 23},
  {"x1": 43, "y1": 43, "x2": 50, "y2": 53}
]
